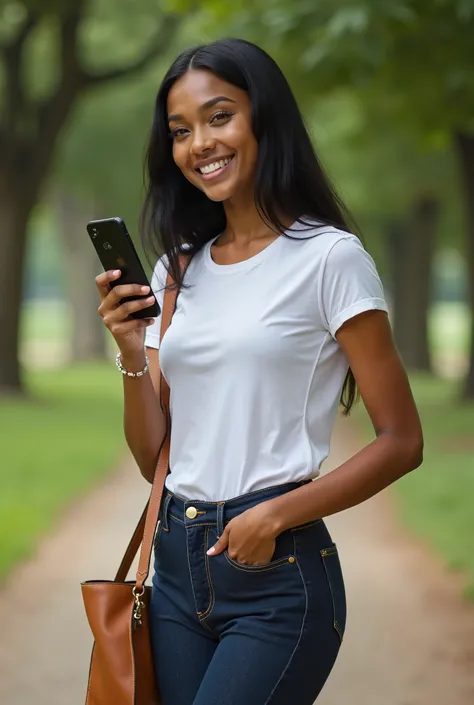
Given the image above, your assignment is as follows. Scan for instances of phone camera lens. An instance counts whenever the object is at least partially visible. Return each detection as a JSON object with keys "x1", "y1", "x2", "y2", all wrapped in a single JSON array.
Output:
[{"x1": 103, "y1": 242, "x2": 112, "y2": 250}]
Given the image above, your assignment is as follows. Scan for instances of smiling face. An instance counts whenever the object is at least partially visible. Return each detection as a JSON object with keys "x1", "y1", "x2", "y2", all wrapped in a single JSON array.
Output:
[{"x1": 167, "y1": 69, "x2": 259, "y2": 203}]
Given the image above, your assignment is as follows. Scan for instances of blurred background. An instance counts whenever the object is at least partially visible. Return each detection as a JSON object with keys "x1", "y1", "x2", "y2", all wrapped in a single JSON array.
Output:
[{"x1": 0, "y1": 1, "x2": 473, "y2": 703}]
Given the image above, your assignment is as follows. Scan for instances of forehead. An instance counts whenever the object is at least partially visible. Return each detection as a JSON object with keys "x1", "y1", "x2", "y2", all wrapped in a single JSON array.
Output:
[{"x1": 167, "y1": 69, "x2": 246, "y2": 115}]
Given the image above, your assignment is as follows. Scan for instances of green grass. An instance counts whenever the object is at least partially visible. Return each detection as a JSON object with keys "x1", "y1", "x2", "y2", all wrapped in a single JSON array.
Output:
[
  {"x1": 356, "y1": 373, "x2": 474, "y2": 599},
  {"x1": 0, "y1": 364, "x2": 125, "y2": 581},
  {"x1": 4, "y1": 298, "x2": 472, "y2": 592}
]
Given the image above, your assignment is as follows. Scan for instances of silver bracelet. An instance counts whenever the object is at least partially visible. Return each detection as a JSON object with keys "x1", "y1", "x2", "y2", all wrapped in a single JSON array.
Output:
[{"x1": 115, "y1": 351, "x2": 149, "y2": 378}]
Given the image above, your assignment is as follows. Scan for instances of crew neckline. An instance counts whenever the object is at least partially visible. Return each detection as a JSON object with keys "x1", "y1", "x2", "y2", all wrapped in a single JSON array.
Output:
[{"x1": 204, "y1": 219, "x2": 314, "y2": 275}]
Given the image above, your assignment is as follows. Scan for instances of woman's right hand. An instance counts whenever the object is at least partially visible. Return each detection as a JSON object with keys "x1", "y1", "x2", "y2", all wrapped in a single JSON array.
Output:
[{"x1": 96, "y1": 269, "x2": 156, "y2": 361}]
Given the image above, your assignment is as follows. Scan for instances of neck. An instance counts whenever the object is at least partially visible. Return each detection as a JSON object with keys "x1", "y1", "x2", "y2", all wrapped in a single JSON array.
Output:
[{"x1": 221, "y1": 192, "x2": 292, "y2": 245}]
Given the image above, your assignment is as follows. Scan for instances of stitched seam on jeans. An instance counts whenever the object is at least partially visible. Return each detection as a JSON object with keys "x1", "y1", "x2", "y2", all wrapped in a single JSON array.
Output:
[
  {"x1": 161, "y1": 492, "x2": 172, "y2": 531},
  {"x1": 169, "y1": 514, "x2": 218, "y2": 528},
  {"x1": 185, "y1": 523, "x2": 200, "y2": 617},
  {"x1": 264, "y1": 535, "x2": 308, "y2": 705},
  {"x1": 199, "y1": 614, "x2": 216, "y2": 635},
  {"x1": 197, "y1": 526, "x2": 215, "y2": 621},
  {"x1": 199, "y1": 530, "x2": 218, "y2": 636},
  {"x1": 168, "y1": 513, "x2": 184, "y2": 525},
  {"x1": 321, "y1": 545, "x2": 338, "y2": 556},
  {"x1": 153, "y1": 521, "x2": 163, "y2": 551},
  {"x1": 290, "y1": 519, "x2": 322, "y2": 532},
  {"x1": 223, "y1": 552, "x2": 292, "y2": 573},
  {"x1": 320, "y1": 548, "x2": 343, "y2": 643}
]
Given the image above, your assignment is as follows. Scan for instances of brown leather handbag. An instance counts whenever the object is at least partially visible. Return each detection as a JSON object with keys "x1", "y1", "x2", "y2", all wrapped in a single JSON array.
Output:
[{"x1": 81, "y1": 258, "x2": 187, "y2": 705}]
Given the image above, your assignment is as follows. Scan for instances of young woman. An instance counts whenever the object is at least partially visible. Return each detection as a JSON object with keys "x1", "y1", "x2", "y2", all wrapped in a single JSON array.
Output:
[{"x1": 96, "y1": 38, "x2": 423, "y2": 705}]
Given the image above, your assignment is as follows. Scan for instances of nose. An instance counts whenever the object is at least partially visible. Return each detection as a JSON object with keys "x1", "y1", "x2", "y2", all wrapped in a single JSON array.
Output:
[{"x1": 190, "y1": 125, "x2": 215, "y2": 155}]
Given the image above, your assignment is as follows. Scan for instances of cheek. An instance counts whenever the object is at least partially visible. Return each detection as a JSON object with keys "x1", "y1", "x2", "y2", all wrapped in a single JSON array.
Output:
[
  {"x1": 230, "y1": 125, "x2": 258, "y2": 168},
  {"x1": 239, "y1": 137, "x2": 259, "y2": 176},
  {"x1": 222, "y1": 136, "x2": 258, "y2": 180}
]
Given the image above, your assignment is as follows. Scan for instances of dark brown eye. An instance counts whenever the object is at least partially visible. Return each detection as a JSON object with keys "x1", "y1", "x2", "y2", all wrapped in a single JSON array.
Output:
[
  {"x1": 170, "y1": 127, "x2": 189, "y2": 140},
  {"x1": 210, "y1": 110, "x2": 233, "y2": 124}
]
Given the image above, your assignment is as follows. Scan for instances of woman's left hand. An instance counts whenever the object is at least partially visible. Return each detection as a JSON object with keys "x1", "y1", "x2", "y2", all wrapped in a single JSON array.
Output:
[{"x1": 207, "y1": 502, "x2": 279, "y2": 565}]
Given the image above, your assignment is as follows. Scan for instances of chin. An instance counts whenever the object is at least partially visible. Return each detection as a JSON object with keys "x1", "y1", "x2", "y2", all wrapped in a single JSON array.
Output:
[
  {"x1": 200, "y1": 185, "x2": 236, "y2": 203},
  {"x1": 206, "y1": 192, "x2": 233, "y2": 203}
]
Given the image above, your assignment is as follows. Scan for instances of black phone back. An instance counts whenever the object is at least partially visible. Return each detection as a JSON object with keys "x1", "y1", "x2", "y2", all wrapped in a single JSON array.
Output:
[{"x1": 86, "y1": 217, "x2": 160, "y2": 319}]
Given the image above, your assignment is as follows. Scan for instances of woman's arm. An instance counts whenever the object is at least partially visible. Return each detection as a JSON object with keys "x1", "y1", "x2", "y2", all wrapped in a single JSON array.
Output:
[
  {"x1": 95, "y1": 268, "x2": 167, "y2": 485},
  {"x1": 208, "y1": 308, "x2": 423, "y2": 562},
  {"x1": 122, "y1": 347, "x2": 166, "y2": 484},
  {"x1": 267, "y1": 308, "x2": 423, "y2": 533}
]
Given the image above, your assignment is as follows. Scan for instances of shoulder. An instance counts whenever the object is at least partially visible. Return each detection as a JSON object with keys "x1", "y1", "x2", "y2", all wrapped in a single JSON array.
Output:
[
  {"x1": 287, "y1": 217, "x2": 354, "y2": 244},
  {"x1": 321, "y1": 233, "x2": 372, "y2": 273},
  {"x1": 285, "y1": 219, "x2": 365, "y2": 264}
]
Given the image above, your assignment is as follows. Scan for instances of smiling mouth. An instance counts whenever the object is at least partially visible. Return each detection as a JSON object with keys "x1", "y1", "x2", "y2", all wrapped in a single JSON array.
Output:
[{"x1": 195, "y1": 155, "x2": 235, "y2": 180}]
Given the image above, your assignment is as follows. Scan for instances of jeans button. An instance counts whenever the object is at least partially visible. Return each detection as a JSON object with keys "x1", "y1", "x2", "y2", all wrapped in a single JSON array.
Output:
[{"x1": 186, "y1": 506, "x2": 198, "y2": 519}]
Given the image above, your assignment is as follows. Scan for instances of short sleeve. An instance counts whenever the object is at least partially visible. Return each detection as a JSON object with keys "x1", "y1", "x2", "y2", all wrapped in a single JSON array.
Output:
[
  {"x1": 320, "y1": 236, "x2": 389, "y2": 339},
  {"x1": 144, "y1": 255, "x2": 168, "y2": 350}
]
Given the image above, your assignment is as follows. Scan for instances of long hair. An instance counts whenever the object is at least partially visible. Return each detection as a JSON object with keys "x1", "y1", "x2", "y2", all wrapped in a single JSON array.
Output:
[{"x1": 140, "y1": 37, "x2": 358, "y2": 414}]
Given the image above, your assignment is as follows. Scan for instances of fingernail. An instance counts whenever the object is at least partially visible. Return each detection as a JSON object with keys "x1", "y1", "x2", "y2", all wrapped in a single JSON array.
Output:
[
  {"x1": 146, "y1": 296, "x2": 154, "y2": 303},
  {"x1": 141, "y1": 286, "x2": 150, "y2": 293},
  {"x1": 113, "y1": 270, "x2": 121, "y2": 276},
  {"x1": 207, "y1": 546, "x2": 216, "y2": 555}
]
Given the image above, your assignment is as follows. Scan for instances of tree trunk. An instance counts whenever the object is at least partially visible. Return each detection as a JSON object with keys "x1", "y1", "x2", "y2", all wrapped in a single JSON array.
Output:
[
  {"x1": 454, "y1": 131, "x2": 474, "y2": 400},
  {"x1": 0, "y1": 8, "x2": 179, "y2": 395},
  {"x1": 0, "y1": 178, "x2": 33, "y2": 393},
  {"x1": 0, "y1": 34, "x2": 84, "y2": 394},
  {"x1": 55, "y1": 192, "x2": 107, "y2": 361},
  {"x1": 388, "y1": 218, "x2": 410, "y2": 360},
  {"x1": 388, "y1": 195, "x2": 438, "y2": 371}
]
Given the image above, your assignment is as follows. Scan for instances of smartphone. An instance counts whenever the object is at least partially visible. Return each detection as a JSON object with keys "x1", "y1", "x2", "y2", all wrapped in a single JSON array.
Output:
[{"x1": 86, "y1": 217, "x2": 160, "y2": 319}]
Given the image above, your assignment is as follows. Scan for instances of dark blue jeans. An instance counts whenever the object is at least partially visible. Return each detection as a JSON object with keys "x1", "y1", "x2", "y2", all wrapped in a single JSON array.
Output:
[{"x1": 150, "y1": 481, "x2": 346, "y2": 705}]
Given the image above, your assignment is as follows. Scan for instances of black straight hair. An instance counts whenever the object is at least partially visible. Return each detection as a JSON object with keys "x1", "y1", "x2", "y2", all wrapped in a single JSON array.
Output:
[{"x1": 140, "y1": 37, "x2": 358, "y2": 414}]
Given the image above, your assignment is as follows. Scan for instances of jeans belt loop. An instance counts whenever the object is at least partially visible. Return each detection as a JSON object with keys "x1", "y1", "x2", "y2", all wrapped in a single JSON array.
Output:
[
  {"x1": 216, "y1": 502, "x2": 225, "y2": 536},
  {"x1": 161, "y1": 492, "x2": 172, "y2": 532}
]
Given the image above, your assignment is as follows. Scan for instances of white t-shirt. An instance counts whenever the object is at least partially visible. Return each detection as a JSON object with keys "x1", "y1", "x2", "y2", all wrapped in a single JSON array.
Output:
[{"x1": 145, "y1": 220, "x2": 388, "y2": 501}]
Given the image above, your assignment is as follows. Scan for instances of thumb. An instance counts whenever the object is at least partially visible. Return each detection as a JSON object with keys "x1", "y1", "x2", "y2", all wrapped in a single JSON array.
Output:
[{"x1": 207, "y1": 526, "x2": 230, "y2": 556}]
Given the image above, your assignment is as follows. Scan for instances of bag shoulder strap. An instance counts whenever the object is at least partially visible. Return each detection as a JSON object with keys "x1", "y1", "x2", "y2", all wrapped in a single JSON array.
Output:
[{"x1": 114, "y1": 253, "x2": 190, "y2": 585}]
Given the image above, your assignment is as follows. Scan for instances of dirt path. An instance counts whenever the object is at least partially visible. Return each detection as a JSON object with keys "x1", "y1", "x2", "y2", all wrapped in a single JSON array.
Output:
[
  {"x1": 319, "y1": 420, "x2": 474, "y2": 705},
  {"x1": 0, "y1": 418, "x2": 473, "y2": 704}
]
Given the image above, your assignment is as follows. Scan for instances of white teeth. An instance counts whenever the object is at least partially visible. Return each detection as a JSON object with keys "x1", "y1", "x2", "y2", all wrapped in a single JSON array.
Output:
[{"x1": 199, "y1": 157, "x2": 232, "y2": 174}]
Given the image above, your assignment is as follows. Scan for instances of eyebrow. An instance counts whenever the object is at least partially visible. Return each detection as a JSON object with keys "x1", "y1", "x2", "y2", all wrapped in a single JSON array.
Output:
[{"x1": 168, "y1": 96, "x2": 236, "y2": 123}]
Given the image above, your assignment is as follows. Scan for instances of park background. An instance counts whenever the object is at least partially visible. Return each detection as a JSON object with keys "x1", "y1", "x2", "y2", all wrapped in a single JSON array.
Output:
[{"x1": 0, "y1": 1, "x2": 473, "y2": 702}]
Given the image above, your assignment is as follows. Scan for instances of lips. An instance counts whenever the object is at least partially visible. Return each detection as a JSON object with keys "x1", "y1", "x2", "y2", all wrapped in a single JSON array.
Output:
[
  {"x1": 195, "y1": 155, "x2": 235, "y2": 181},
  {"x1": 195, "y1": 155, "x2": 234, "y2": 171}
]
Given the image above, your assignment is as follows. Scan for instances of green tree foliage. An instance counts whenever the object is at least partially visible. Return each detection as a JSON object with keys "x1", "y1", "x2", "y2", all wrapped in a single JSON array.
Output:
[
  {"x1": 0, "y1": 0, "x2": 183, "y2": 393},
  {"x1": 185, "y1": 0, "x2": 474, "y2": 391}
]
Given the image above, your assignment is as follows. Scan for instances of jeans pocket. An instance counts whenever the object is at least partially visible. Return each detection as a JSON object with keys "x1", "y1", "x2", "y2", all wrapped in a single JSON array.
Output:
[
  {"x1": 224, "y1": 551, "x2": 295, "y2": 572},
  {"x1": 223, "y1": 529, "x2": 296, "y2": 573},
  {"x1": 320, "y1": 544, "x2": 346, "y2": 642}
]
